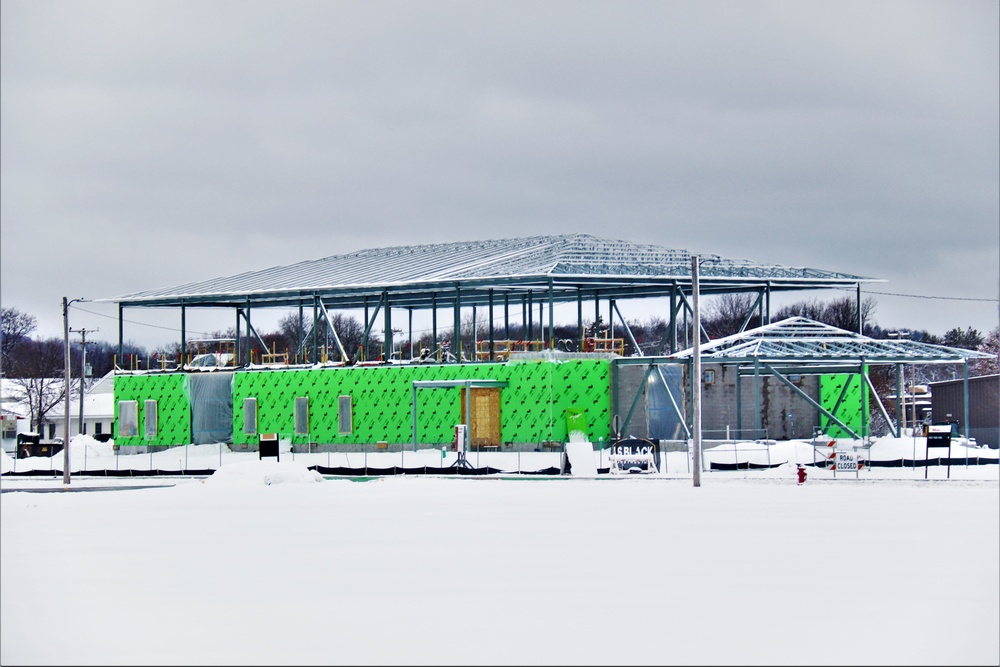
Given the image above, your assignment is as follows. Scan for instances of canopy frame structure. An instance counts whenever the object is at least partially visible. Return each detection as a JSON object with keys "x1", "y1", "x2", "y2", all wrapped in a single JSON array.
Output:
[
  {"x1": 411, "y1": 379, "x2": 509, "y2": 452},
  {"x1": 100, "y1": 234, "x2": 881, "y2": 365},
  {"x1": 614, "y1": 317, "x2": 995, "y2": 441}
]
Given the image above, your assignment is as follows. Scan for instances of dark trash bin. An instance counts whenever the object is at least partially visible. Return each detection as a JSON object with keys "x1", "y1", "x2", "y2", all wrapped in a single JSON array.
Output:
[
  {"x1": 16, "y1": 432, "x2": 39, "y2": 459},
  {"x1": 16, "y1": 432, "x2": 64, "y2": 459},
  {"x1": 259, "y1": 433, "x2": 280, "y2": 460}
]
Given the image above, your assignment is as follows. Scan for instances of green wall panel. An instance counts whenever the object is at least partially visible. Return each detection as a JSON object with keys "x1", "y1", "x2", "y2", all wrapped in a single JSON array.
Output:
[
  {"x1": 114, "y1": 359, "x2": 613, "y2": 447},
  {"x1": 230, "y1": 359, "x2": 612, "y2": 447},
  {"x1": 113, "y1": 373, "x2": 190, "y2": 446},
  {"x1": 819, "y1": 372, "x2": 869, "y2": 438}
]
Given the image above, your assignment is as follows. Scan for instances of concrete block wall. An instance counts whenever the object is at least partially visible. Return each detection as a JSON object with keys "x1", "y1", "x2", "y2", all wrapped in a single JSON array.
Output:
[{"x1": 698, "y1": 363, "x2": 820, "y2": 440}]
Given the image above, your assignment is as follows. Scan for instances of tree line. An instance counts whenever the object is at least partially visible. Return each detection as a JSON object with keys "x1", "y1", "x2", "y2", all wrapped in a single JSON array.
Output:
[{"x1": 2, "y1": 299, "x2": 997, "y2": 435}]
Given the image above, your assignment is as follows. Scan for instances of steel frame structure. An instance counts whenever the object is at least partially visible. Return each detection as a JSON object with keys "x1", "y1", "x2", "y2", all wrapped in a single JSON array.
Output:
[
  {"x1": 616, "y1": 317, "x2": 995, "y2": 441},
  {"x1": 102, "y1": 234, "x2": 880, "y2": 364}
]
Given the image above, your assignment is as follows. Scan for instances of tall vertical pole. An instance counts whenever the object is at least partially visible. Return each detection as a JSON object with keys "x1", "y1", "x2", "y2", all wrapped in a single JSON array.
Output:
[
  {"x1": 503, "y1": 292, "x2": 509, "y2": 341},
  {"x1": 297, "y1": 302, "x2": 303, "y2": 363},
  {"x1": 62, "y1": 297, "x2": 72, "y2": 486},
  {"x1": 691, "y1": 257, "x2": 702, "y2": 487},
  {"x1": 117, "y1": 303, "x2": 123, "y2": 368},
  {"x1": 548, "y1": 279, "x2": 554, "y2": 350},
  {"x1": 526, "y1": 290, "x2": 532, "y2": 341},
  {"x1": 180, "y1": 305, "x2": 186, "y2": 367},
  {"x1": 962, "y1": 361, "x2": 971, "y2": 439},
  {"x1": 670, "y1": 288, "x2": 677, "y2": 353},
  {"x1": 362, "y1": 297, "x2": 368, "y2": 362},
  {"x1": 594, "y1": 291, "x2": 600, "y2": 337},
  {"x1": 71, "y1": 328, "x2": 97, "y2": 435},
  {"x1": 79, "y1": 331, "x2": 86, "y2": 434},
  {"x1": 896, "y1": 363, "x2": 905, "y2": 436},
  {"x1": 488, "y1": 289, "x2": 495, "y2": 361},
  {"x1": 453, "y1": 285, "x2": 461, "y2": 362},
  {"x1": 383, "y1": 290, "x2": 391, "y2": 362},
  {"x1": 245, "y1": 297, "x2": 252, "y2": 365},
  {"x1": 313, "y1": 296, "x2": 319, "y2": 364},
  {"x1": 856, "y1": 283, "x2": 863, "y2": 334}
]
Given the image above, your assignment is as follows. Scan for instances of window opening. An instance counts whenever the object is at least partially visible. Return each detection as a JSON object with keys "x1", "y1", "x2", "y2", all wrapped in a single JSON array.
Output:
[
  {"x1": 119, "y1": 400, "x2": 138, "y2": 437},
  {"x1": 294, "y1": 396, "x2": 309, "y2": 435},
  {"x1": 243, "y1": 398, "x2": 258, "y2": 435},
  {"x1": 338, "y1": 395, "x2": 352, "y2": 435},
  {"x1": 144, "y1": 400, "x2": 158, "y2": 438}
]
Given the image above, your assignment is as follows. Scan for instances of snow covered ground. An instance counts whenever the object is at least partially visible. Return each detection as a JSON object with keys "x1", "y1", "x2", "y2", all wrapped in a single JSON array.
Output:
[
  {"x1": 2, "y1": 436, "x2": 997, "y2": 665},
  {"x1": 2, "y1": 431, "x2": 997, "y2": 479}
]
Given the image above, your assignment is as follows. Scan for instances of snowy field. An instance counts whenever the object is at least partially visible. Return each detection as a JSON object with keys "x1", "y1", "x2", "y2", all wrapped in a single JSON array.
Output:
[
  {"x1": 2, "y1": 436, "x2": 998, "y2": 666},
  {"x1": 3, "y1": 430, "x2": 998, "y2": 478}
]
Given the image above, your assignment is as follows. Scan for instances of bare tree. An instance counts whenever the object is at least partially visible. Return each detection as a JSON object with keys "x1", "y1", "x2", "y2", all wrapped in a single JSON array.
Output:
[
  {"x1": 774, "y1": 295, "x2": 878, "y2": 334},
  {"x1": 277, "y1": 311, "x2": 306, "y2": 359},
  {"x1": 702, "y1": 293, "x2": 759, "y2": 339},
  {"x1": 822, "y1": 295, "x2": 878, "y2": 333},
  {"x1": 773, "y1": 297, "x2": 827, "y2": 322},
  {"x1": 326, "y1": 313, "x2": 365, "y2": 362},
  {"x1": 1, "y1": 306, "x2": 37, "y2": 374},
  {"x1": 6, "y1": 338, "x2": 68, "y2": 434},
  {"x1": 275, "y1": 310, "x2": 367, "y2": 363}
]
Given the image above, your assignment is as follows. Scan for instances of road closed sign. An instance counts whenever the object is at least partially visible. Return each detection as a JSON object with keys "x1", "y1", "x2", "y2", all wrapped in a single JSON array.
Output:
[{"x1": 835, "y1": 450, "x2": 859, "y2": 476}]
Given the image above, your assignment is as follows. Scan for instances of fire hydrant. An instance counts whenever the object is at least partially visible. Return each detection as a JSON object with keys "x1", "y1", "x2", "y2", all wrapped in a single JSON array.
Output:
[{"x1": 796, "y1": 464, "x2": 808, "y2": 485}]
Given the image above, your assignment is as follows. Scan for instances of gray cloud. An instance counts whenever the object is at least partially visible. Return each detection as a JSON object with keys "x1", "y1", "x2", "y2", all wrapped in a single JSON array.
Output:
[{"x1": 2, "y1": 0, "x2": 997, "y2": 346}]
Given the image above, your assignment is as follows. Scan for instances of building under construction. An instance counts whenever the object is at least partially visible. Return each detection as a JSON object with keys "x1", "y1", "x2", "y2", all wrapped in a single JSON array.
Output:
[{"x1": 100, "y1": 234, "x2": 993, "y2": 452}]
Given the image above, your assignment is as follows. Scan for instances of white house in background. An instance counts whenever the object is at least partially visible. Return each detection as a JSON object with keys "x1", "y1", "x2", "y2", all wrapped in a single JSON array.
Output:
[
  {"x1": 39, "y1": 372, "x2": 116, "y2": 442},
  {"x1": 1, "y1": 379, "x2": 34, "y2": 455}
]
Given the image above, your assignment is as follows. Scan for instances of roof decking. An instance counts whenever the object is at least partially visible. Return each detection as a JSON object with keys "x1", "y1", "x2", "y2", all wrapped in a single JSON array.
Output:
[{"x1": 104, "y1": 234, "x2": 881, "y2": 310}]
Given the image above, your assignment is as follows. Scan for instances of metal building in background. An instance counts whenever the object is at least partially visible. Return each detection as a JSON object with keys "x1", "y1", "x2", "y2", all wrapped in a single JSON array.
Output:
[{"x1": 930, "y1": 374, "x2": 1000, "y2": 449}]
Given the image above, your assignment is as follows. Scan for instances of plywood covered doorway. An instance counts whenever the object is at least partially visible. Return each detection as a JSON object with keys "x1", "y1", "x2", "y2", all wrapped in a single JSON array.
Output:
[
  {"x1": 410, "y1": 379, "x2": 508, "y2": 451},
  {"x1": 461, "y1": 387, "x2": 501, "y2": 448}
]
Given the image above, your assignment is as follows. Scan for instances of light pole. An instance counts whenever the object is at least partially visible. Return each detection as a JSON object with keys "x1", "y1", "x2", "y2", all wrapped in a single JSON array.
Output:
[
  {"x1": 62, "y1": 297, "x2": 86, "y2": 486},
  {"x1": 691, "y1": 255, "x2": 702, "y2": 487}
]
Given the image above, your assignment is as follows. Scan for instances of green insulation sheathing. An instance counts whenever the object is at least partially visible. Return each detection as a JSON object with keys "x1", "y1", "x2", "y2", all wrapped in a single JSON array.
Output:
[
  {"x1": 114, "y1": 358, "x2": 612, "y2": 446},
  {"x1": 819, "y1": 372, "x2": 869, "y2": 438},
  {"x1": 113, "y1": 373, "x2": 191, "y2": 446}
]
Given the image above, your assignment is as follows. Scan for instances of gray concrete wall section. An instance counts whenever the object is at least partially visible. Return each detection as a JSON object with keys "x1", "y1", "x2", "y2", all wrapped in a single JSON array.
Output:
[
  {"x1": 613, "y1": 360, "x2": 829, "y2": 443},
  {"x1": 698, "y1": 364, "x2": 821, "y2": 441}
]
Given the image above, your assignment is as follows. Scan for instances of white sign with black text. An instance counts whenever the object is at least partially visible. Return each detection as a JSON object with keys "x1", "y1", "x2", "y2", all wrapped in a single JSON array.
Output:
[{"x1": 834, "y1": 450, "x2": 858, "y2": 477}]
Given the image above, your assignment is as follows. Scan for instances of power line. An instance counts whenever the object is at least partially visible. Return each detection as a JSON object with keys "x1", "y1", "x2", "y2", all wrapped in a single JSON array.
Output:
[
  {"x1": 843, "y1": 288, "x2": 998, "y2": 303},
  {"x1": 74, "y1": 306, "x2": 212, "y2": 336}
]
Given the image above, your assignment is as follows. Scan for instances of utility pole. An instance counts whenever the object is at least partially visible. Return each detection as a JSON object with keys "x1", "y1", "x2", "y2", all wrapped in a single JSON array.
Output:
[
  {"x1": 71, "y1": 327, "x2": 98, "y2": 435},
  {"x1": 63, "y1": 298, "x2": 70, "y2": 485},
  {"x1": 692, "y1": 256, "x2": 702, "y2": 488},
  {"x1": 62, "y1": 297, "x2": 86, "y2": 486}
]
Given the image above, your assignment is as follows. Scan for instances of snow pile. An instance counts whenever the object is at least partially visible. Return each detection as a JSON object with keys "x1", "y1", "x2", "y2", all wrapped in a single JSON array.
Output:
[
  {"x1": 564, "y1": 440, "x2": 599, "y2": 476},
  {"x1": 202, "y1": 459, "x2": 324, "y2": 487},
  {"x1": 65, "y1": 434, "x2": 116, "y2": 462},
  {"x1": 0, "y1": 448, "x2": 15, "y2": 475}
]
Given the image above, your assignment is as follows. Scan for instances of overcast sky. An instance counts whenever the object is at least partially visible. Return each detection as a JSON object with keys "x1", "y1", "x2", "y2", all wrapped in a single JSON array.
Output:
[{"x1": 2, "y1": 0, "x2": 998, "y2": 349}]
